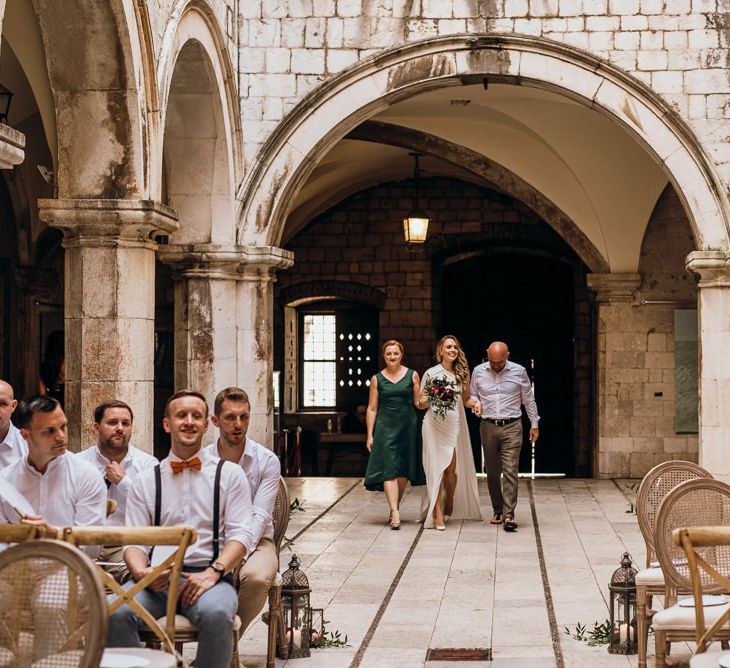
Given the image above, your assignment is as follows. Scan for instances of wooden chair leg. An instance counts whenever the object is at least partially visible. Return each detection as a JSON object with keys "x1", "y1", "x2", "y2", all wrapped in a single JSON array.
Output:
[
  {"x1": 637, "y1": 584, "x2": 648, "y2": 668},
  {"x1": 266, "y1": 585, "x2": 279, "y2": 668},
  {"x1": 654, "y1": 629, "x2": 665, "y2": 668},
  {"x1": 231, "y1": 627, "x2": 241, "y2": 668}
]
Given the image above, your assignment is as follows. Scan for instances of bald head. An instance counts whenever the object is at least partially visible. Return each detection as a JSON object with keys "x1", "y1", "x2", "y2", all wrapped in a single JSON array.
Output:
[
  {"x1": 487, "y1": 342, "x2": 509, "y2": 373},
  {"x1": 0, "y1": 379, "x2": 17, "y2": 440}
]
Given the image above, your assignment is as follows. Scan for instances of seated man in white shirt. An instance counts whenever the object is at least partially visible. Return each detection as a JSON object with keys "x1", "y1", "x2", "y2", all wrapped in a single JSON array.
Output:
[
  {"x1": 76, "y1": 399, "x2": 157, "y2": 582},
  {"x1": 0, "y1": 379, "x2": 28, "y2": 469},
  {"x1": 107, "y1": 390, "x2": 255, "y2": 668},
  {"x1": 0, "y1": 395, "x2": 107, "y2": 661},
  {"x1": 204, "y1": 386, "x2": 282, "y2": 634}
]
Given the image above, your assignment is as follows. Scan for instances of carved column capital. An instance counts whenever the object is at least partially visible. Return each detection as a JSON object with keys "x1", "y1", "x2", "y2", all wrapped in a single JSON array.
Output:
[
  {"x1": 0, "y1": 124, "x2": 25, "y2": 169},
  {"x1": 38, "y1": 199, "x2": 178, "y2": 249},
  {"x1": 686, "y1": 250, "x2": 730, "y2": 287},
  {"x1": 158, "y1": 244, "x2": 294, "y2": 281},
  {"x1": 158, "y1": 243, "x2": 244, "y2": 280},
  {"x1": 586, "y1": 273, "x2": 641, "y2": 303},
  {"x1": 237, "y1": 245, "x2": 294, "y2": 281}
]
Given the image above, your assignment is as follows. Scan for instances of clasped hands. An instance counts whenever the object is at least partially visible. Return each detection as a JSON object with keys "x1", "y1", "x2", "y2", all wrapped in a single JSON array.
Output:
[{"x1": 134, "y1": 565, "x2": 221, "y2": 607}]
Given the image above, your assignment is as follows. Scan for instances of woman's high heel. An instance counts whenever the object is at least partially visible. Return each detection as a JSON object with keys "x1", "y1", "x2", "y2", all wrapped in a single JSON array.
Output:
[{"x1": 389, "y1": 509, "x2": 401, "y2": 530}]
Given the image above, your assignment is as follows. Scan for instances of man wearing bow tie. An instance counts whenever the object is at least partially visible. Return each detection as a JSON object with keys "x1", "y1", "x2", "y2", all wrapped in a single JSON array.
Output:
[{"x1": 107, "y1": 390, "x2": 255, "y2": 668}]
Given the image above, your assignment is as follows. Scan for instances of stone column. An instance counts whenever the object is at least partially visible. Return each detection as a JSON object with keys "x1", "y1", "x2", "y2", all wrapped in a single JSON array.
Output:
[
  {"x1": 158, "y1": 244, "x2": 242, "y2": 443},
  {"x1": 38, "y1": 199, "x2": 178, "y2": 452},
  {"x1": 586, "y1": 273, "x2": 641, "y2": 478},
  {"x1": 0, "y1": 124, "x2": 24, "y2": 169},
  {"x1": 686, "y1": 251, "x2": 730, "y2": 481},
  {"x1": 237, "y1": 246, "x2": 293, "y2": 447}
]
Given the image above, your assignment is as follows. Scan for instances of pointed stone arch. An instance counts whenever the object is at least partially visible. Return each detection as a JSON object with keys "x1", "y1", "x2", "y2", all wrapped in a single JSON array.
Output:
[{"x1": 156, "y1": 0, "x2": 241, "y2": 243}]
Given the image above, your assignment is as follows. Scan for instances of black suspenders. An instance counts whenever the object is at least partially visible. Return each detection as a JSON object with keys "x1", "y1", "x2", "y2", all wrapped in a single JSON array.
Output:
[{"x1": 153, "y1": 459, "x2": 225, "y2": 564}]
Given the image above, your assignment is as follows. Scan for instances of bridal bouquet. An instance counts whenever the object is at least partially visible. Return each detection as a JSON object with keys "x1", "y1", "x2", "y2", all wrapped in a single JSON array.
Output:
[{"x1": 423, "y1": 375, "x2": 457, "y2": 419}]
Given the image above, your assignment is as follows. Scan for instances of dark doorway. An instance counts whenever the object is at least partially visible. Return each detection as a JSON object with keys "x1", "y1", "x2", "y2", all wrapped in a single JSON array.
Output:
[{"x1": 441, "y1": 251, "x2": 575, "y2": 475}]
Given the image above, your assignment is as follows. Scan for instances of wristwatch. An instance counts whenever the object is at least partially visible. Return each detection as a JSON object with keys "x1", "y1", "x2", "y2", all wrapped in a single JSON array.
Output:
[{"x1": 211, "y1": 560, "x2": 226, "y2": 577}]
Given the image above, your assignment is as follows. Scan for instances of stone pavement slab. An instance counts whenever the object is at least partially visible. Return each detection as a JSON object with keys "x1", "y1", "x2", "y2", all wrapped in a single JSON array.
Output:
[{"x1": 231, "y1": 477, "x2": 698, "y2": 667}]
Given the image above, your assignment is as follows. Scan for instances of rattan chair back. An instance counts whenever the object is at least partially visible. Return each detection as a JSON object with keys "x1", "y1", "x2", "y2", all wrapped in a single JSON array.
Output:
[
  {"x1": 636, "y1": 460, "x2": 712, "y2": 566},
  {"x1": 654, "y1": 478, "x2": 730, "y2": 596},
  {"x1": 0, "y1": 539, "x2": 107, "y2": 668},
  {"x1": 673, "y1": 525, "x2": 730, "y2": 653},
  {"x1": 272, "y1": 478, "x2": 290, "y2": 554}
]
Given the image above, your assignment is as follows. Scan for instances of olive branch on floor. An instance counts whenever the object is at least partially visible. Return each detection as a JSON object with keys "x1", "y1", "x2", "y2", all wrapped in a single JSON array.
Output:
[{"x1": 281, "y1": 497, "x2": 305, "y2": 552}]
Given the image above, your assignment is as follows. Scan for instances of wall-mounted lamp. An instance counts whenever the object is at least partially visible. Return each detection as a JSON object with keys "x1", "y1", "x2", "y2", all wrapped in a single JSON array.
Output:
[{"x1": 0, "y1": 84, "x2": 13, "y2": 125}]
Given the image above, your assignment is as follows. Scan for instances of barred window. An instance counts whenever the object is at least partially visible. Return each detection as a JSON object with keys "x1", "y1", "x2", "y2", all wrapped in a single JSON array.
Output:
[{"x1": 298, "y1": 304, "x2": 378, "y2": 409}]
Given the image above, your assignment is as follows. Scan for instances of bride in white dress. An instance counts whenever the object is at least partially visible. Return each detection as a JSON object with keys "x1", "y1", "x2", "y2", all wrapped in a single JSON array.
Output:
[{"x1": 418, "y1": 335, "x2": 482, "y2": 529}]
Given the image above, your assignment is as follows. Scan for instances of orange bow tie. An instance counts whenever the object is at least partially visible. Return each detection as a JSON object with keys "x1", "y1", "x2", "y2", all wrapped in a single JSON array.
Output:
[{"x1": 171, "y1": 457, "x2": 202, "y2": 474}]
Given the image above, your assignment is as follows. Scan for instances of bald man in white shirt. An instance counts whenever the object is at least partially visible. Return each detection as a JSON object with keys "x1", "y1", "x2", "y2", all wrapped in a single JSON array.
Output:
[
  {"x1": 470, "y1": 342, "x2": 540, "y2": 532},
  {"x1": 0, "y1": 379, "x2": 28, "y2": 469},
  {"x1": 204, "y1": 386, "x2": 281, "y2": 635},
  {"x1": 107, "y1": 390, "x2": 254, "y2": 668}
]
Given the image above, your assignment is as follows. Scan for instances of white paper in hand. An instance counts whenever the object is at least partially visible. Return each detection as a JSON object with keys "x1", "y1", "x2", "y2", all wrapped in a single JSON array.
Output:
[
  {"x1": 0, "y1": 478, "x2": 36, "y2": 517},
  {"x1": 149, "y1": 544, "x2": 178, "y2": 567}
]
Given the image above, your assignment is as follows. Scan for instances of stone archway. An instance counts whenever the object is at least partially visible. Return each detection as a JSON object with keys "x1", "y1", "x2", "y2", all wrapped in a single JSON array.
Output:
[
  {"x1": 239, "y1": 35, "x2": 729, "y2": 255},
  {"x1": 241, "y1": 34, "x2": 730, "y2": 477}
]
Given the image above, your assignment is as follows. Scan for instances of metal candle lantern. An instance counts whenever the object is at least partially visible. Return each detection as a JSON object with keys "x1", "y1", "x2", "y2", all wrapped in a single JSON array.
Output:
[
  {"x1": 608, "y1": 552, "x2": 638, "y2": 654},
  {"x1": 279, "y1": 554, "x2": 312, "y2": 659}
]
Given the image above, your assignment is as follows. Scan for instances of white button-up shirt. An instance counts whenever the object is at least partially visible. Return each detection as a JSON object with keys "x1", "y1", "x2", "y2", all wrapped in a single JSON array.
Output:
[
  {"x1": 124, "y1": 447, "x2": 254, "y2": 568},
  {"x1": 76, "y1": 444, "x2": 158, "y2": 526},
  {"x1": 0, "y1": 452, "x2": 107, "y2": 530},
  {"x1": 203, "y1": 438, "x2": 280, "y2": 555},
  {"x1": 0, "y1": 423, "x2": 28, "y2": 470},
  {"x1": 470, "y1": 360, "x2": 540, "y2": 428}
]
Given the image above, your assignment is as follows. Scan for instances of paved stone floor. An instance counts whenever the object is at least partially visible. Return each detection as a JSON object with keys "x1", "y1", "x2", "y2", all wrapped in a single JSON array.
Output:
[{"x1": 230, "y1": 477, "x2": 694, "y2": 668}]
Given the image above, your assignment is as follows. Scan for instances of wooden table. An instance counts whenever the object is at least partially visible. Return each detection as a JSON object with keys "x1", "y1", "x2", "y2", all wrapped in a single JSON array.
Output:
[{"x1": 318, "y1": 433, "x2": 367, "y2": 475}]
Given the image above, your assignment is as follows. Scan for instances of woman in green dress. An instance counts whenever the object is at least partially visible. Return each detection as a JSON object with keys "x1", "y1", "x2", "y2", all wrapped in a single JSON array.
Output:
[{"x1": 364, "y1": 339, "x2": 426, "y2": 529}]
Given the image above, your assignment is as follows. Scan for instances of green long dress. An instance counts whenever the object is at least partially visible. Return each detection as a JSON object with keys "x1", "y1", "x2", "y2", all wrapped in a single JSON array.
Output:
[{"x1": 364, "y1": 368, "x2": 426, "y2": 491}]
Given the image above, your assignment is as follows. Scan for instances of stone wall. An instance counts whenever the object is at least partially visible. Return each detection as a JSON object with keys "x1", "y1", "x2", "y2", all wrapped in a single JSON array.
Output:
[
  {"x1": 276, "y1": 176, "x2": 553, "y2": 374},
  {"x1": 238, "y1": 2, "x2": 730, "y2": 173},
  {"x1": 595, "y1": 185, "x2": 698, "y2": 478}
]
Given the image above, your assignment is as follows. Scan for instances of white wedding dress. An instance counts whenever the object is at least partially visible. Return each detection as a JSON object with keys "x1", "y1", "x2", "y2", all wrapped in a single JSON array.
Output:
[{"x1": 420, "y1": 364, "x2": 482, "y2": 527}]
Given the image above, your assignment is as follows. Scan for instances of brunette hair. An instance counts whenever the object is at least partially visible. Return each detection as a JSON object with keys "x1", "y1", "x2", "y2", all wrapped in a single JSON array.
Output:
[
  {"x1": 94, "y1": 399, "x2": 133, "y2": 424},
  {"x1": 435, "y1": 335, "x2": 470, "y2": 388},
  {"x1": 214, "y1": 387, "x2": 250, "y2": 416},
  {"x1": 381, "y1": 339, "x2": 404, "y2": 355},
  {"x1": 16, "y1": 395, "x2": 61, "y2": 429},
  {"x1": 164, "y1": 390, "x2": 209, "y2": 418}
]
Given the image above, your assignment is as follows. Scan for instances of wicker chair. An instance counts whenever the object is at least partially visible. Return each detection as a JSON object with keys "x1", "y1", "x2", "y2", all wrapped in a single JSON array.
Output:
[
  {"x1": 652, "y1": 478, "x2": 730, "y2": 667},
  {"x1": 673, "y1": 525, "x2": 730, "y2": 667},
  {"x1": 261, "y1": 477, "x2": 291, "y2": 668},
  {"x1": 0, "y1": 539, "x2": 107, "y2": 668},
  {"x1": 635, "y1": 460, "x2": 712, "y2": 668}
]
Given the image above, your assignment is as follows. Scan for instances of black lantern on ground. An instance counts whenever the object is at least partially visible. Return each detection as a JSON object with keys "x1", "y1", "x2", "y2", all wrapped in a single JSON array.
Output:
[
  {"x1": 402, "y1": 152, "x2": 430, "y2": 247},
  {"x1": 279, "y1": 554, "x2": 312, "y2": 659},
  {"x1": 608, "y1": 552, "x2": 638, "y2": 654},
  {"x1": 310, "y1": 607, "x2": 325, "y2": 646},
  {"x1": 0, "y1": 84, "x2": 12, "y2": 124}
]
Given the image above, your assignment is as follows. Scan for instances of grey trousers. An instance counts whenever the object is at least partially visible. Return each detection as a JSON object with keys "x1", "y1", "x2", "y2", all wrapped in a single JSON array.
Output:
[
  {"x1": 480, "y1": 419, "x2": 522, "y2": 518},
  {"x1": 106, "y1": 575, "x2": 238, "y2": 668}
]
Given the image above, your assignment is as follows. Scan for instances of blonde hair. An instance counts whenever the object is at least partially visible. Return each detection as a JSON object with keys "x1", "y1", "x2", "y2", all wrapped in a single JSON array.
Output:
[{"x1": 435, "y1": 335, "x2": 470, "y2": 388}]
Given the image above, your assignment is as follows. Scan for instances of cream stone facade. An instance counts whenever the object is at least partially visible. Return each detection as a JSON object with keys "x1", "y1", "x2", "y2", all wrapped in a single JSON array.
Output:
[{"x1": 1, "y1": 0, "x2": 729, "y2": 478}]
